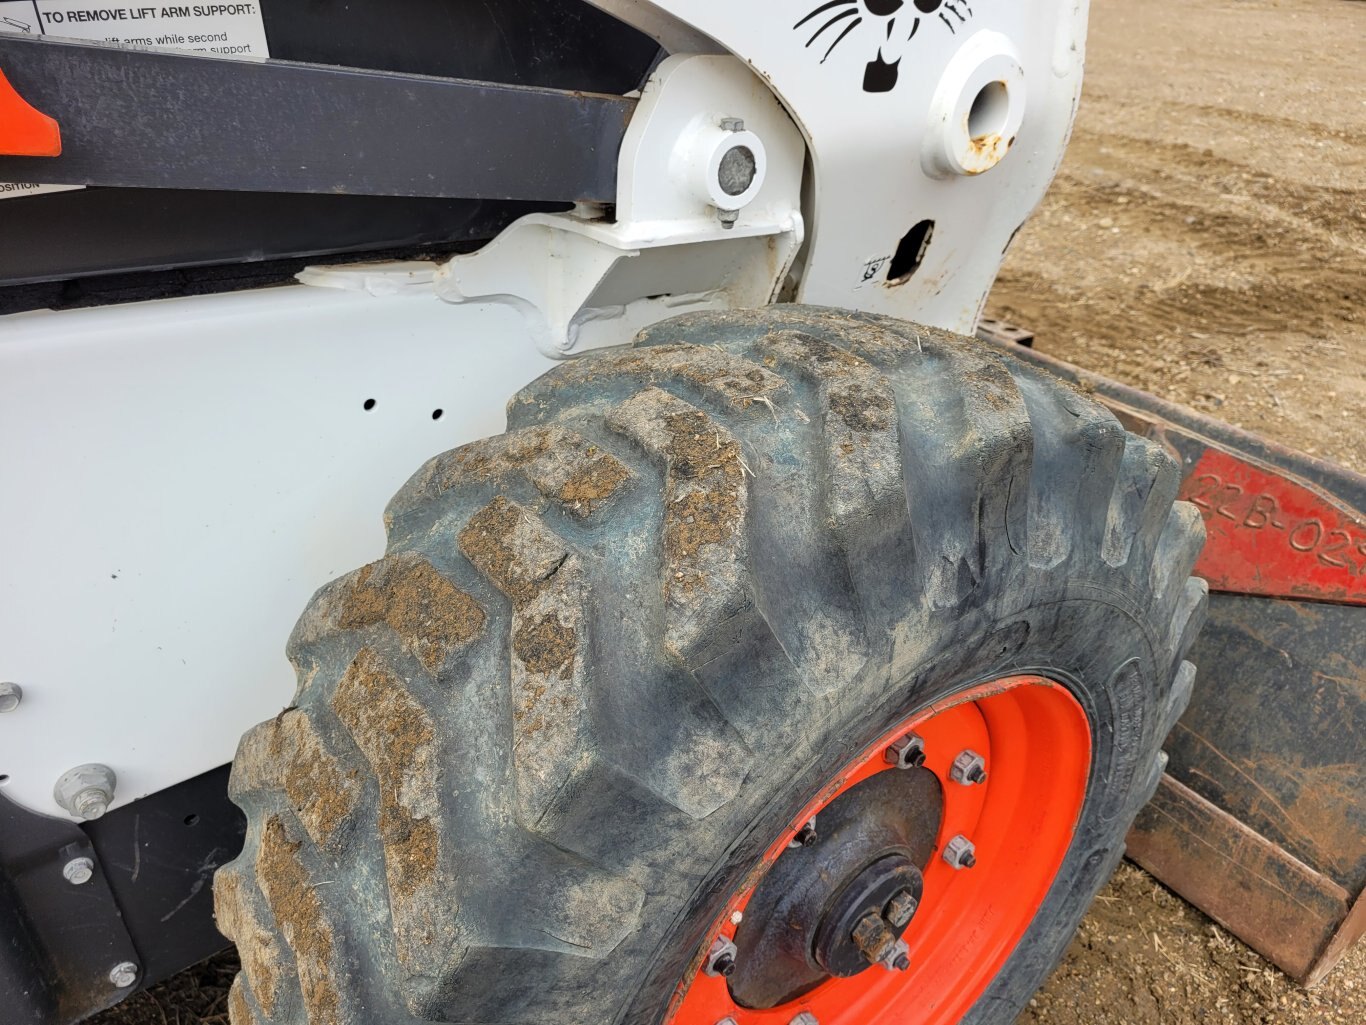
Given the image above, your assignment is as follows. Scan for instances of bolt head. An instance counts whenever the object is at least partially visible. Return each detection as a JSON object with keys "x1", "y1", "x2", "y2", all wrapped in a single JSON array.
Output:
[
  {"x1": 790, "y1": 1014, "x2": 819, "y2": 1025},
  {"x1": 884, "y1": 888, "x2": 919, "y2": 928},
  {"x1": 719, "y1": 116, "x2": 745, "y2": 132},
  {"x1": 892, "y1": 951, "x2": 911, "y2": 971},
  {"x1": 950, "y1": 749, "x2": 988, "y2": 786},
  {"x1": 943, "y1": 834, "x2": 977, "y2": 870},
  {"x1": 53, "y1": 764, "x2": 117, "y2": 821},
  {"x1": 851, "y1": 911, "x2": 897, "y2": 964},
  {"x1": 109, "y1": 961, "x2": 139, "y2": 988},
  {"x1": 885, "y1": 733, "x2": 927, "y2": 769},
  {"x1": 0, "y1": 681, "x2": 22, "y2": 713},
  {"x1": 63, "y1": 857, "x2": 95, "y2": 885}
]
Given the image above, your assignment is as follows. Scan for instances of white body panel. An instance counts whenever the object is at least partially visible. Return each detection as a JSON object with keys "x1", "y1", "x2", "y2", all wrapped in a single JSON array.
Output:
[
  {"x1": 0, "y1": 289, "x2": 556, "y2": 813},
  {"x1": 0, "y1": 1, "x2": 1087, "y2": 815}
]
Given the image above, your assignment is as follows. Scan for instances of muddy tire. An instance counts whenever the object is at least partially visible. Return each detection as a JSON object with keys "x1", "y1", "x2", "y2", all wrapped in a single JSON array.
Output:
[{"x1": 215, "y1": 306, "x2": 1205, "y2": 1025}]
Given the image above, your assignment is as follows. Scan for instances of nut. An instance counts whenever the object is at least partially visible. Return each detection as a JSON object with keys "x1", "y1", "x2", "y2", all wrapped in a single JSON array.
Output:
[
  {"x1": 884, "y1": 888, "x2": 919, "y2": 928},
  {"x1": 53, "y1": 764, "x2": 117, "y2": 821},
  {"x1": 704, "y1": 935, "x2": 738, "y2": 977},
  {"x1": 790, "y1": 1014, "x2": 819, "y2": 1025},
  {"x1": 719, "y1": 116, "x2": 745, "y2": 133},
  {"x1": 950, "y1": 749, "x2": 988, "y2": 785},
  {"x1": 884, "y1": 732, "x2": 927, "y2": 769},
  {"x1": 851, "y1": 911, "x2": 897, "y2": 964},
  {"x1": 788, "y1": 816, "x2": 818, "y2": 849},
  {"x1": 63, "y1": 857, "x2": 95, "y2": 885},
  {"x1": 880, "y1": 938, "x2": 911, "y2": 972},
  {"x1": 943, "y1": 834, "x2": 977, "y2": 869},
  {"x1": 109, "y1": 962, "x2": 139, "y2": 988},
  {"x1": 0, "y1": 681, "x2": 22, "y2": 713}
]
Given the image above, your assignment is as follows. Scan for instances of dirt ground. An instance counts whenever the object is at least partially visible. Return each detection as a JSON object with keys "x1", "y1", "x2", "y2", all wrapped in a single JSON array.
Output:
[
  {"x1": 89, "y1": 1, "x2": 1364, "y2": 1023},
  {"x1": 988, "y1": 0, "x2": 1366, "y2": 474}
]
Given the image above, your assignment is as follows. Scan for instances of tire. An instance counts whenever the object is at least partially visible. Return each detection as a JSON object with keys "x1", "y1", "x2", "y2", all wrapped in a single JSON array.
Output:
[{"x1": 215, "y1": 306, "x2": 1206, "y2": 1025}]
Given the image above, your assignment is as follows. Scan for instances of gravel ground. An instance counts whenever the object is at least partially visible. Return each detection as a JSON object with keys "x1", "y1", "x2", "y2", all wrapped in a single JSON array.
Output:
[{"x1": 89, "y1": 0, "x2": 1364, "y2": 1022}]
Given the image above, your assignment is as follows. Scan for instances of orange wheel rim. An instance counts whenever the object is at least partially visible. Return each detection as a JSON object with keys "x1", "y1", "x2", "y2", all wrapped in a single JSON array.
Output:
[{"x1": 664, "y1": 675, "x2": 1092, "y2": 1025}]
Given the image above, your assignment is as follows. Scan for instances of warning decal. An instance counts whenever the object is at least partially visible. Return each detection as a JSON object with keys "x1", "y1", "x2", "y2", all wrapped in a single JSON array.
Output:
[{"x1": 0, "y1": 1, "x2": 270, "y2": 198}]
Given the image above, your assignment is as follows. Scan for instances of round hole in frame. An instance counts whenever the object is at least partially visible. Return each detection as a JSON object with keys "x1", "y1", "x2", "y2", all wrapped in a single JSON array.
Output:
[{"x1": 967, "y1": 80, "x2": 1010, "y2": 141}]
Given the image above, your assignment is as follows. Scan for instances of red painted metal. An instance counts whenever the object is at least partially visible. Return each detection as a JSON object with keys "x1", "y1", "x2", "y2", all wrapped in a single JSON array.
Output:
[
  {"x1": 0, "y1": 68, "x2": 61, "y2": 157},
  {"x1": 666, "y1": 676, "x2": 1092, "y2": 1025},
  {"x1": 1180, "y1": 448, "x2": 1366, "y2": 605}
]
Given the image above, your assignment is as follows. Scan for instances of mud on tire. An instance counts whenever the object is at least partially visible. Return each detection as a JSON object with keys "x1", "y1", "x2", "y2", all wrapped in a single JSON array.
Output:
[{"x1": 215, "y1": 306, "x2": 1206, "y2": 1025}]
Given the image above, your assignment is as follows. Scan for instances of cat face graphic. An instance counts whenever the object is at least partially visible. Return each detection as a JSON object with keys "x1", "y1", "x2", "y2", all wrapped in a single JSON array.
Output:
[{"x1": 794, "y1": 0, "x2": 974, "y2": 92}]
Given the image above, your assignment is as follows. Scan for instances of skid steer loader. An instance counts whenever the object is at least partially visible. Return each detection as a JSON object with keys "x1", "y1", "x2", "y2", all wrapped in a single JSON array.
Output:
[{"x1": 0, "y1": 2, "x2": 1361, "y2": 1024}]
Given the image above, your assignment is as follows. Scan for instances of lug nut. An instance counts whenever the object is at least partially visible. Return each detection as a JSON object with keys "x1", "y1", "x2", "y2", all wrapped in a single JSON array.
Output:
[
  {"x1": 704, "y1": 935, "x2": 738, "y2": 977},
  {"x1": 788, "y1": 816, "x2": 818, "y2": 849},
  {"x1": 943, "y1": 834, "x2": 977, "y2": 869},
  {"x1": 109, "y1": 961, "x2": 139, "y2": 988},
  {"x1": 0, "y1": 681, "x2": 22, "y2": 712},
  {"x1": 884, "y1": 888, "x2": 919, "y2": 928},
  {"x1": 880, "y1": 938, "x2": 911, "y2": 972},
  {"x1": 884, "y1": 732, "x2": 927, "y2": 769},
  {"x1": 63, "y1": 857, "x2": 95, "y2": 885},
  {"x1": 950, "y1": 749, "x2": 988, "y2": 785},
  {"x1": 790, "y1": 1014, "x2": 818, "y2": 1025},
  {"x1": 851, "y1": 910, "x2": 897, "y2": 965},
  {"x1": 53, "y1": 764, "x2": 117, "y2": 821}
]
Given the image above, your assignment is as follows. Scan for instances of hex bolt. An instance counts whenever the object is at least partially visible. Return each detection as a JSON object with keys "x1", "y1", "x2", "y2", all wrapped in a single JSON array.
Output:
[
  {"x1": 788, "y1": 816, "x2": 818, "y2": 849},
  {"x1": 851, "y1": 910, "x2": 897, "y2": 965},
  {"x1": 719, "y1": 117, "x2": 745, "y2": 133},
  {"x1": 884, "y1": 732, "x2": 927, "y2": 769},
  {"x1": 790, "y1": 1014, "x2": 819, "y2": 1025},
  {"x1": 880, "y1": 938, "x2": 911, "y2": 972},
  {"x1": 884, "y1": 888, "x2": 919, "y2": 928},
  {"x1": 716, "y1": 1019, "x2": 739, "y2": 1025},
  {"x1": 109, "y1": 962, "x2": 139, "y2": 989},
  {"x1": 0, "y1": 681, "x2": 22, "y2": 712},
  {"x1": 718, "y1": 208, "x2": 739, "y2": 230},
  {"x1": 63, "y1": 857, "x2": 95, "y2": 885},
  {"x1": 943, "y1": 834, "x2": 977, "y2": 870},
  {"x1": 704, "y1": 935, "x2": 738, "y2": 978},
  {"x1": 950, "y1": 749, "x2": 988, "y2": 785},
  {"x1": 53, "y1": 764, "x2": 117, "y2": 821}
]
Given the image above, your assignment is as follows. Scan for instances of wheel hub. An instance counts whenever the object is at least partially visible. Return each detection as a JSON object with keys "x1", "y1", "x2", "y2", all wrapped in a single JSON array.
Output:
[
  {"x1": 727, "y1": 768, "x2": 942, "y2": 1008},
  {"x1": 665, "y1": 676, "x2": 1094, "y2": 1025}
]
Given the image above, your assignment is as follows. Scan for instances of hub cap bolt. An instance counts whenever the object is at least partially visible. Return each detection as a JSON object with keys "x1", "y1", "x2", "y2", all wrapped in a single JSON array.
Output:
[
  {"x1": 851, "y1": 910, "x2": 898, "y2": 965},
  {"x1": 943, "y1": 834, "x2": 977, "y2": 869},
  {"x1": 885, "y1": 888, "x2": 919, "y2": 928},
  {"x1": 704, "y1": 935, "x2": 738, "y2": 977},
  {"x1": 63, "y1": 857, "x2": 95, "y2": 885},
  {"x1": 885, "y1": 732, "x2": 927, "y2": 769},
  {"x1": 0, "y1": 681, "x2": 22, "y2": 712},
  {"x1": 950, "y1": 749, "x2": 988, "y2": 785},
  {"x1": 788, "y1": 816, "x2": 818, "y2": 849},
  {"x1": 109, "y1": 962, "x2": 139, "y2": 988}
]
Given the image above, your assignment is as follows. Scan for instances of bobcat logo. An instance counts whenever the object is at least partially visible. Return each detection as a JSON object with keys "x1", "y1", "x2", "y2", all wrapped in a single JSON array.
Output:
[{"x1": 794, "y1": 0, "x2": 974, "y2": 92}]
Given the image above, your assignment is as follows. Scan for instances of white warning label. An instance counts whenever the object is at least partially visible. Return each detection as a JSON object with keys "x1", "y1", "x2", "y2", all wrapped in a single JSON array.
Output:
[{"x1": 0, "y1": 1, "x2": 270, "y2": 198}]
